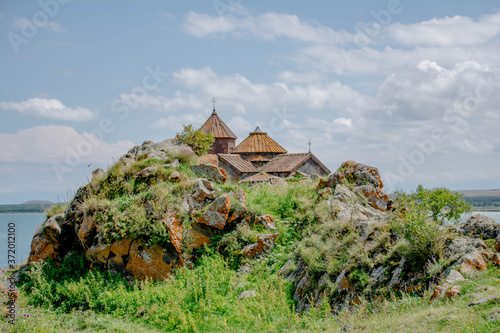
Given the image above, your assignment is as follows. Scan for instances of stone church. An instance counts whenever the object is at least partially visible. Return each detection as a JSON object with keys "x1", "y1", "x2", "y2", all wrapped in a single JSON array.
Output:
[{"x1": 199, "y1": 106, "x2": 331, "y2": 182}]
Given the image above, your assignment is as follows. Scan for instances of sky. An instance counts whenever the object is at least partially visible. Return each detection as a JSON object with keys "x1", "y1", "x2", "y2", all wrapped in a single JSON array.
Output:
[{"x1": 0, "y1": 0, "x2": 499, "y2": 204}]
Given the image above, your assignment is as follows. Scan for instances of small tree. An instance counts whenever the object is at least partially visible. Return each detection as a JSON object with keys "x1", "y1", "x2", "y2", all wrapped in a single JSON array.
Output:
[
  {"x1": 413, "y1": 185, "x2": 471, "y2": 225},
  {"x1": 176, "y1": 124, "x2": 215, "y2": 156}
]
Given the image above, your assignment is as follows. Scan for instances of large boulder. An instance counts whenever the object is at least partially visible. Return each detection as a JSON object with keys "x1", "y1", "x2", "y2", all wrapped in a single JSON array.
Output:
[
  {"x1": 242, "y1": 233, "x2": 279, "y2": 258},
  {"x1": 319, "y1": 161, "x2": 390, "y2": 211},
  {"x1": 455, "y1": 215, "x2": 500, "y2": 240},
  {"x1": 119, "y1": 139, "x2": 193, "y2": 166},
  {"x1": 458, "y1": 251, "x2": 488, "y2": 275},
  {"x1": 125, "y1": 238, "x2": 175, "y2": 280},
  {"x1": 76, "y1": 215, "x2": 97, "y2": 248},
  {"x1": 445, "y1": 237, "x2": 487, "y2": 259},
  {"x1": 197, "y1": 194, "x2": 231, "y2": 230},
  {"x1": 190, "y1": 164, "x2": 227, "y2": 184},
  {"x1": 188, "y1": 179, "x2": 216, "y2": 210},
  {"x1": 197, "y1": 154, "x2": 218, "y2": 166},
  {"x1": 28, "y1": 213, "x2": 77, "y2": 264}
]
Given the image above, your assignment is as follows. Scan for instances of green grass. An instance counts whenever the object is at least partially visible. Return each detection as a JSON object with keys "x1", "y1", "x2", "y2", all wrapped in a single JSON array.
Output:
[
  {"x1": 4, "y1": 259, "x2": 500, "y2": 332},
  {"x1": 6, "y1": 153, "x2": 500, "y2": 332}
]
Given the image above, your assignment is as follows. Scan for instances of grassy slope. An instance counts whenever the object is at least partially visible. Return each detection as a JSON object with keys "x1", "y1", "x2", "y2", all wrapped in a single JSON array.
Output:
[
  {"x1": 3, "y1": 264, "x2": 499, "y2": 332},
  {"x1": 2, "y1": 157, "x2": 500, "y2": 332}
]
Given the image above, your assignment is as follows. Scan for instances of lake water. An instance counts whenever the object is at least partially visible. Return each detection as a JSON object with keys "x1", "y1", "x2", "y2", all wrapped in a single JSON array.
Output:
[
  {"x1": 0, "y1": 211, "x2": 498, "y2": 270},
  {"x1": 460, "y1": 211, "x2": 500, "y2": 224},
  {"x1": 0, "y1": 213, "x2": 45, "y2": 270}
]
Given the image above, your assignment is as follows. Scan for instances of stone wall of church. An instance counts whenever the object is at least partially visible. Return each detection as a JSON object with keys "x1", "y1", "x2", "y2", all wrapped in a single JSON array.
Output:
[
  {"x1": 296, "y1": 159, "x2": 328, "y2": 176},
  {"x1": 210, "y1": 138, "x2": 235, "y2": 154}
]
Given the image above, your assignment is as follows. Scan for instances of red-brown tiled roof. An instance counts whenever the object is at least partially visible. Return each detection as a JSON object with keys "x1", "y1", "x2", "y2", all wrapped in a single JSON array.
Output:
[
  {"x1": 232, "y1": 127, "x2": 287, "y2": 154},
  {"x1": 261, "y1": 153, "x2": 331, "y2": 174},
  {"x1": 199, "y1": 111, "x2": 237, "y2": 139},
  {"x1": 218, "y1": 154, "x2": 259, "y2": 173}
]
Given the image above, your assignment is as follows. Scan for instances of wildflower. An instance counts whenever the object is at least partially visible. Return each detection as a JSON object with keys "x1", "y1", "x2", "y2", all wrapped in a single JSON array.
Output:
[{"x1": 23, "y1": 313, "x2": 30, "y2": 317}]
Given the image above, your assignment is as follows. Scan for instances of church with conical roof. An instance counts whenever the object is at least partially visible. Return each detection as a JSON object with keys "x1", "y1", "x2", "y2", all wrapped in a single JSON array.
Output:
[
  {"x1": 198, "y1": 103, "x2": 331, "y2": 182},
  {"x1": 199, "y1": 108, "x2": 237, "y2": 154}
]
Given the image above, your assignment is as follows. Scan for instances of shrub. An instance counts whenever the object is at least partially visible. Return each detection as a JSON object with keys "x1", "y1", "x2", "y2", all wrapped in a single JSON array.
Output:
[
  {"x1": 169, "y1": 147, "x2": 197, "y2": 165},
  {"x1": 391, "y1": 190, "x2": 449, "y2": 269},
  {"x1": 175, "y1": 124, "x2": 215, "y2": 156},
  {"x1": 45, "y1": 202, "x2": 69, "y2": 218},
  {"x1": 410, "y1": 185, "x2": 471, "y2": 225}
]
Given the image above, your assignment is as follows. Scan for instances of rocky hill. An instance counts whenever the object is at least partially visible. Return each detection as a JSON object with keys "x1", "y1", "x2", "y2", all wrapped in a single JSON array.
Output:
[{"x1": 3, "y1": 139, "x2": 500, "y2": 331}]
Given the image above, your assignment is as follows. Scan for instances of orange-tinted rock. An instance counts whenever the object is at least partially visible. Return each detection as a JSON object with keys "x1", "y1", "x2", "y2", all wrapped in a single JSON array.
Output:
[
  {"x1": 190, "y1": 164, "x2": 227, "y2": 183},
  {"x1": 242, "y1": 233, "x2": 279, "y2": 258},
  {"x1": 431, "y1": 284, "x2": 449, "y2": 301},
  {"x1": 197, "y1": 154, "x2": 218, "y2": 166},
  {"x1": 28, "y1": 233, "x2": 59, "y2": 263},
  {"x1": 198, "y1": 194, "x2": 231, "y2": 230},
  {"x1": 86, "y1": 243, "x2": 110, "y2": 265},
  {"x1": 125, "y1": 238, "x2": 173, "y2": 281},
  {"x1": 165, "y1": 214, "x2": 183, "y2": 254},
  {"x1": 218, "y1": 167, "x2": 227, "y2": 179},
  {"x1": 110, "y1": 238, "x2": 133, "y2": 257},
  {"x1": 459, "y1": 251, "x2": 487, "y2": 274},
  {"x1": 446, "y1": 285, "x2": 461, "y2": 299},
  {"x1": 77, "y1": 215, "x2": 97, "y2": 247},
  {"x1": 255, "y1": 215, "x2": 277, "y2": 230},
  {"x1": 27, "y1": 214, "x2": 66, "y2": 263}
]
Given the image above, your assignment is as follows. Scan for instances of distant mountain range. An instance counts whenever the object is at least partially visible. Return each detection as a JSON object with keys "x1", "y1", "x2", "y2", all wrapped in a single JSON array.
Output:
[
  {"x1": 21, "y1": 200, "x2": 56, "y2": 205},
  {"x1": 0, "y1": 201, "x2": 59, "y2": 214}
]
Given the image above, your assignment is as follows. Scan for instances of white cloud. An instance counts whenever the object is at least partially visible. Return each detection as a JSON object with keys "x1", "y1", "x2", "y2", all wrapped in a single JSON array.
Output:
[
  {"x1": 0, "y1": 125, "x2": 134, "y2": 164},
  {"x1": 172, "y1": 67, "x2": 376, "y2": 112},
  {"x1": 183, "y1": 12, "x2": 358, "y2": 45},
  {"x1": 13, "y1": 17, "x2": 65, "y2": 33},
  {"x1": 117, "y1": 92, "x2": 204, "y2": 112},
  {"x1": 386, "y1": 13, "x2": 500, "y2": 46},
  {"x1": 0, "y1": 98, "x2": 97, "y2": 121},
  {"x1": 276, "y1": 71, "x2": 325, "y2": 84},
  {"x1": 118, "y1": 67, "x2": 376, "y2": 116},
  {"x1": 183, "y1": 11, "x2": 500, "y2": 77},
  {"x1": 334, "y1": 117, "x2": 353, "y2": 128}
]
